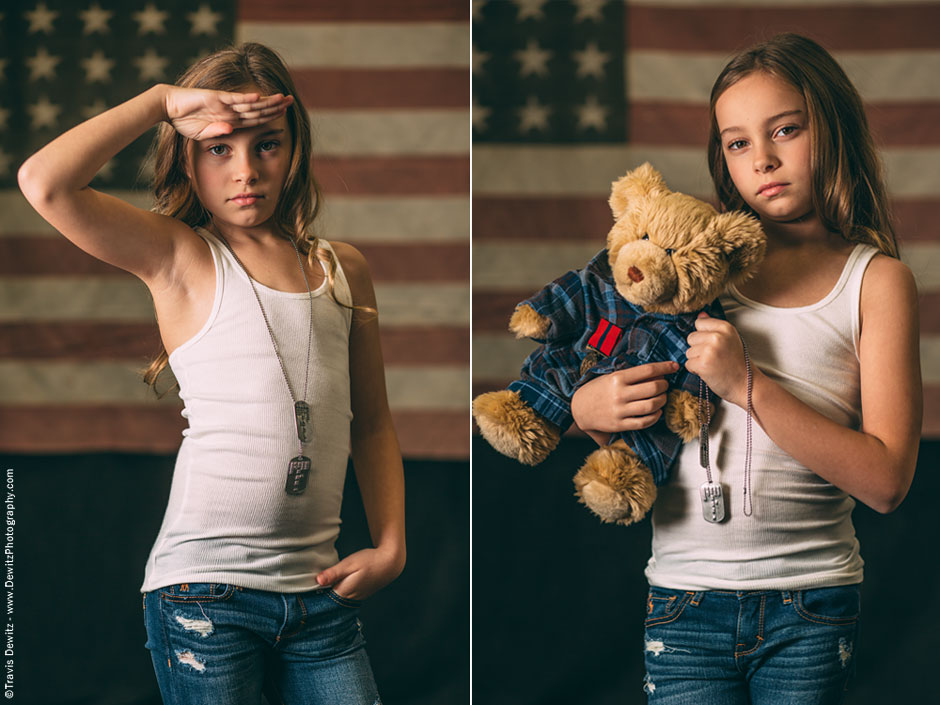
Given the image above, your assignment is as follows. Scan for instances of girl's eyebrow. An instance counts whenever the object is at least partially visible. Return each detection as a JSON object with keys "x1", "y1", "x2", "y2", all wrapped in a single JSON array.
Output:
[
  {"x1": 719, "y1": 109, "x2": 804, "y2": 137},
  {"x1": 213, "y1": 128, "x2": 285, "y2": 142}
]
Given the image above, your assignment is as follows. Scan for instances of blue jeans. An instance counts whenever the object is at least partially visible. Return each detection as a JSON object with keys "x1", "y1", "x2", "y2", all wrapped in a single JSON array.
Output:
[
  {"x1": 143, "y1": 583, "x2": 381, "y2": 705},
  {"x1": 642, "y1": 584, "x2": 860, "y2": 704}
]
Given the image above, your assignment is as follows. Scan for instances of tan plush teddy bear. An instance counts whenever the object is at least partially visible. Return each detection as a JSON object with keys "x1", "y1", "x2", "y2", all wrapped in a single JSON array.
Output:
[{"x1": 473, "y1": 163, "x2": 765, "y2": 526}]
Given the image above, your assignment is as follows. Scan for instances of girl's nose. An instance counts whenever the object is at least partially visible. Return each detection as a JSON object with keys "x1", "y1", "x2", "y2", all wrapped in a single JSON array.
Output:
[
  {"x1": 233, "y1": 153, "x2": 259, "y2": 183},
  {"x1": 753, "y1": 144, "x2": 779, "y2": 173}
]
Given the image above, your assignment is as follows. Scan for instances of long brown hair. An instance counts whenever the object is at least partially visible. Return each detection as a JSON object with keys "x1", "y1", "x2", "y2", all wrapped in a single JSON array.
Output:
[
  {"x1": 143, "y1": 42, "x2": 352, "y2": 393},
  {"x1": 706, "y1": 33, "x2": 898, "y2": 258}
]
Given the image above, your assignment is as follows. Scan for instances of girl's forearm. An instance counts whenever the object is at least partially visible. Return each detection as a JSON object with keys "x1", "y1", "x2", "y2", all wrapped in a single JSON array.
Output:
[
  {"x1": 351, "y1": 418, "x2": 406, "y2": 566},
  {"x1": 748, "y1": 369, "x2": 918, "y2": 513},
  {"x1": 18, "y1": 84, "x2": 169, "y2": 199}
]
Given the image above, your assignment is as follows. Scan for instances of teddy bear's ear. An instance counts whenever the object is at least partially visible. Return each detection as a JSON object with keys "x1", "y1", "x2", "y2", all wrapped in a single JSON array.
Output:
[
  {"x1": 609, "y1": 162, "x2": 669, "y2": 220},
  {"x1": 712, "y1": 211, "x2": 767, "y2": 279}
]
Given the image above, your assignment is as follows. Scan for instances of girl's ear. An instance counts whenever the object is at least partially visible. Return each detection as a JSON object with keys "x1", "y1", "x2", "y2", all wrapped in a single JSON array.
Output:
[{"x1": 609, "y1": 162, "x2": 669, "y2": 220}]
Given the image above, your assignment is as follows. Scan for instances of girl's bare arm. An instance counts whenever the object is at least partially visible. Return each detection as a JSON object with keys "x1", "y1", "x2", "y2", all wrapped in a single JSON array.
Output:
[
  {"x1": 16, "y1": 84, "x2": 290, "y2": 286},
  {"x1": 686, "y1": 256, "x2": 921, "y2": 514},
  {"x1": 315, "y1": 242, "x2": 406, "y2": 600}
]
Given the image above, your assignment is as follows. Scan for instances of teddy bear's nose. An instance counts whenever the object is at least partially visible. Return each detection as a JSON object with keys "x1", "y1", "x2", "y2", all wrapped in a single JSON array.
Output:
[{"x1": 627, "y1": 266, "x2": 644, "y2": 283}]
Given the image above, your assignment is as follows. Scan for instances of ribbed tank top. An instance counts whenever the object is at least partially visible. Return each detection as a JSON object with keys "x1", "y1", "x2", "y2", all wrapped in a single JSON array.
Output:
[
  {"x1": 645, "y1": 244, "x2": 878, "y2": 591},
  {"x1": 140, "y1": 227, "x2": 353, "y2": 593}
]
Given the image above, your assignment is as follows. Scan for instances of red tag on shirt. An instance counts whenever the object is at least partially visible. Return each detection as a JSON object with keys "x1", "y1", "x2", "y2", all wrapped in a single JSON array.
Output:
[{"x1": 586, "y1": 319, "x2": 624, "y2": 356}]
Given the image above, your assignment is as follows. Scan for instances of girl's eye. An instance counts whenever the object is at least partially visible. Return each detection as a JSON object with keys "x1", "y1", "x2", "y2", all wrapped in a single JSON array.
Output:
[
  {"x1": 775, "y1": 125, "x2": 798, "y2": 138},
  {"x1": 727, "y1": 139, "x2": 747, "y2": 151},
  {"x1": 258, "y1": 140, "x2": 279, "y2": 152},
  {"x1": 208, "y1": 144, "x2": 228, "y2": 156}
]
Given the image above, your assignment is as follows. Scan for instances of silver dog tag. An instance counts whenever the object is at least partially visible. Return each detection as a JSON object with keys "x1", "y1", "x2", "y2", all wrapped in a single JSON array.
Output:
[
  {"x1": 294, "y1": 401, "x2": 311, "y2": 443},
  {"x1": 700, "y1": 482, "x2": 726, "y2": 523}
]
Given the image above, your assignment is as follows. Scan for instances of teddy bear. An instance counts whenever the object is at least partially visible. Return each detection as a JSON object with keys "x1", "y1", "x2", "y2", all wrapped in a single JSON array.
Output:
[{"x1": 472, "y1": 162, "x2": 765, "y2": 526}]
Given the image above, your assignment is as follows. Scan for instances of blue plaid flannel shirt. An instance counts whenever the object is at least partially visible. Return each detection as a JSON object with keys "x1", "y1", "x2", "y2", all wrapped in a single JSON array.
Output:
[{"x1": 508, "y1": 249, "x2": 724, "y2": 486}]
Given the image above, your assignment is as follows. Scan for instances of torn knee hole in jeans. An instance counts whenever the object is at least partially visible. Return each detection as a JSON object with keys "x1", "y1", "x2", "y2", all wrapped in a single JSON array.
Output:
[{"x1": 175, "y1": 650, "x2": 207, "y2": 673}]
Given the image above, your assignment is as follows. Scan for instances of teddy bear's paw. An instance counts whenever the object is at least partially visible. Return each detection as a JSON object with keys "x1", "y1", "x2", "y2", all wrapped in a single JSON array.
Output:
[
  {"x1": 664, "y1": 389, "x2": 707, "y2": 443},
  {"x1": 508, "y1": 305, "x2": 551, "y2": 340},
  {"x1": 573, "y1": 442, "x2": 657, "y2": 526},
  {"x1": 472, "y1": 390, "x2": 561, "y2": 465}
]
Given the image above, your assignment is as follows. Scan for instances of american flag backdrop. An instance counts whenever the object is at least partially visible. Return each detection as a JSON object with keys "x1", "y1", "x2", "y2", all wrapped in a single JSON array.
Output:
[
  {"x1": 0, "y1": 1, "x2": 470, "y2": 458},
  {"x1": 473, "y1": 0, "x2": 940, "y2": 438}
]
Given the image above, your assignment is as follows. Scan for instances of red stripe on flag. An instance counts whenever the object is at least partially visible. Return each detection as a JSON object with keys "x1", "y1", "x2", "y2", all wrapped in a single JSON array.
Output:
[
  {"x1": 587, "y1": 319, "x2": 609, "y2": 350},
  {"x1": 473, "y1": 292, "x2": 532, "y2": 332},
  {"x1": 0, "y1": 238, "x2": 468, "y2": 282},
  {"x1": 627, "y1": 6, "x2": 940, "y2": 51},
  {"x1": 296, "y1": 68, "x2": 469, "y2": 109},
  {"x1": 317, "y1": 156, "x2": 469, "y2": 194},
  {"x1": 919, "y1": 294, "x2": 940, "y2": 336},
  {"x1": 474, "y1": 198, "x2": 940, "y2": 244},
  {"x1": 0, "y1": 405, "x2": 469, "y2": 458},
  {"x1": 237, "y1": 0, "x2": 469, "y2": 22},
  {"x1": 0, "y1": 323, "x2": 469, "y2": 364}
]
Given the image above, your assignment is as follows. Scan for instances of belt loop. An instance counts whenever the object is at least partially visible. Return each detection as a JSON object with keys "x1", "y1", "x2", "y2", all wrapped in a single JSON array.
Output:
[
  {"x1": 782, "y1": 590, "x2": 792, "y2": 605},
  {"x1": 690, "y1": 591, "x2": 704, "y2": 607}
]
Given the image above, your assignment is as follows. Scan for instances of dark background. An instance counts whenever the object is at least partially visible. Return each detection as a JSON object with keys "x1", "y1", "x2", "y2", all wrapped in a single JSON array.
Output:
[
  {"x1": 10, "y1": 454, "x2": 469, "y2": 705},
  {"x1": 473, "y1": 436, "x2": 937, "y2": 705}
]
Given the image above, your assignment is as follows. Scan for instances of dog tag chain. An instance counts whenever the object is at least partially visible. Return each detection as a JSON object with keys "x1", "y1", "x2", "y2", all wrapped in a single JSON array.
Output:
[
  {"x1": 696, "y1": 336, "x2": 754, "y2": 522},
  {"x1": 217, "y1": 231, "x2": 316, "y2": 496}
]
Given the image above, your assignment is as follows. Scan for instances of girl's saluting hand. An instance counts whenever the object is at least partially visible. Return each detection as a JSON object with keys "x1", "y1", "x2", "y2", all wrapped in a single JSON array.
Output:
[
  {"x1": 162, "y1": 86, "x2": 294, "y2": 141},
  {"x1": 685, "y1": 312, "x2": 751, "y2": 408}
]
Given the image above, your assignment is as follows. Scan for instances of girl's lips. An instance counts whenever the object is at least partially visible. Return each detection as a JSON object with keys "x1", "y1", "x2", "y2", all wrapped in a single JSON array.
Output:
[
  {"x1": 230, "y1": 195, "x2": 263, "y2": 205},
  {"x1": 758, "y1": 183, "x2": 787, "y2": 197}
]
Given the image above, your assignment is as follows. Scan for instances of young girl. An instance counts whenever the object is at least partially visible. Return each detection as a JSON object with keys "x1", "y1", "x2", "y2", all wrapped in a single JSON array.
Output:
[
  {"x1": 17, "y1": 43, "x2": 405, "y2": 704},
  {"x1": 571, "y1": 34, "x2": 921, "y2": 703}
]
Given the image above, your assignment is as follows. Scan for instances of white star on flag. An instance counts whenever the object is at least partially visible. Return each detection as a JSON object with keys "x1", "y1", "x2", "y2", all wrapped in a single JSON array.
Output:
[
  {"x1": 25, "y1": 2, "x2": 58, "y2": 34},
  {"x1": 80, "y1": 3, "x2": 113, "y2": 34},
  {"x1": 134, "y1": 49, "x2": 169, "y2": 81},
  {"x1": 473, "y1": 45, "x2": 490, "y2": 75},
  {"x1": 517, "y1": 95, "x2": 550, "y2": 132},
  {"x1": 573, "y1": 42, "x2": 609, "y2": 79},
  {"x1": 28, "y1": 96, "x2": 62, "y2": 130},
  {"x1": 513, "y1": 0, "x2": 548, "y2": 21},
  {"x1": 26, "y1": 47, "x2": 61, "y2": 81},
  {"x1": 473, "y1": 97, "x2": 492, "y2": 132},
  {"x1": 576, "y1": 95, "x2": 609, "y2": 131},
  {"x1": 514, "y1": 39, "x2": 552, "y2": 78},
  {"x1": 82, "y1": 50, "x2": 115, "y2": 84},
  {"x1": 187, "y1": 4, "x2": 223, "y2": 36},
  {"x1": 573, "y1": 0, "x2": 606, "y2": 22},
  {"x1": 133, "y1": 3, "x2": 169, "y2": 35},
  {"x1": 82, "y1": 99, "x2": 109, "y2": 120}
]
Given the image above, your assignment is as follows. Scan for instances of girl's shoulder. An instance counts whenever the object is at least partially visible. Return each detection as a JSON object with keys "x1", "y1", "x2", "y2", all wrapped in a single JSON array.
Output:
[
  {"x1": 325, "y1": 240, "x2": 376, "y2": 308},
  {"x1": 860, "y1": 252, "x2": 918, "y2": 322}
]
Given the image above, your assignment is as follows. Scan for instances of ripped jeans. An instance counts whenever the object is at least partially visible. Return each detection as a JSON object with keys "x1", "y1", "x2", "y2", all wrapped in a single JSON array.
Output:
[
  {"x1": 642, "y1": 584, "x2": 860, "y2": 705},
  {"x1": 143, "y1": 583, "x2": 381, "y2": 705}
]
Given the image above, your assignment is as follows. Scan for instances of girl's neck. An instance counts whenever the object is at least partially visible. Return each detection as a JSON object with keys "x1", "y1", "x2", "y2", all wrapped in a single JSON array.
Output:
[
  {"x1": 207, "y1": 220, "x2": 286, "y2": 247},
  {"x1": 759, "y1": 211, "x2": 847, "y2": 256}
]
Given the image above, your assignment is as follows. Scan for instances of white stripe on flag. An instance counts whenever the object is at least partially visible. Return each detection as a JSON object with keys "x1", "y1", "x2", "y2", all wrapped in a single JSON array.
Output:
[
  {"x1": 0, "y1": 278, "x2": 470, "y2": 326},
  {"x1": 628, "y1": 51, "x2": 940, "y2": 103},
  {"x1": 312, "y1": 110, "x2": 469, "y2": 156},
  {"x1": 236, "y1": 22, "x2": 470, "y2": 68},
  {"x1": 0, "y1": 361, "x2": 469, "y2": 408},
  {"x1": 472, "y1": 146, "x2": 940, "y2": 198}
]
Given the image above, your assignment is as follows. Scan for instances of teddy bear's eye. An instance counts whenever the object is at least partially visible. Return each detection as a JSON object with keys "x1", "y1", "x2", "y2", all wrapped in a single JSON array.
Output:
[
  {"x1": 642, "y1": 234, "x2": 649, "y2": 240},
  {"x1": 665, "y1": 248, "x2": 674, "y2": 256}
]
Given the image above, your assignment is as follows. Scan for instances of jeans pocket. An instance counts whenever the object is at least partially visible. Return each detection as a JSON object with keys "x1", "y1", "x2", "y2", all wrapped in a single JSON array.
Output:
[
  {"x1": 791, "y1": 584, "x2": 860, "y2": 626},
  {"x1": 644, "y1": 587, "x2": 694, "y2": 627},
  {"x1": 326, "y1": 588, "x2": 363, "y2": 609},
  {"x1": 158, "y1": 582, "x2": 237, "y2": 603}
]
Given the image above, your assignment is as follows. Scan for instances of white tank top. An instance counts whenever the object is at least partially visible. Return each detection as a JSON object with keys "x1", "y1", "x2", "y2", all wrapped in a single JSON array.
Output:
[
  {"x1": 645, "y1": 244, "x2": 878, "y2": 591},
  {"x1": 141, "y1": 227, "x2": 353, "y2": 593}
]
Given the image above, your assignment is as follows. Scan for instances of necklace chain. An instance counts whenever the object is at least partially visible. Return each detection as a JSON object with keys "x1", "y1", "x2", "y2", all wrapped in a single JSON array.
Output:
[
  {"x1": 215, "y1": 229, "x2": 315, "y2": 455},
  {"x1": 697, "y1": 336, "x2": 754, "y2": 518}
]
